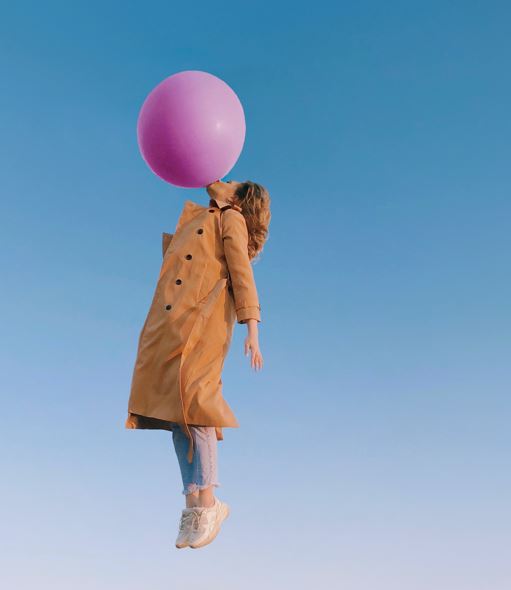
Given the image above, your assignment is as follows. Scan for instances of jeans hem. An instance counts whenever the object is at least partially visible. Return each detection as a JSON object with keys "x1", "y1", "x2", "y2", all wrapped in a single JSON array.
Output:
[{"x1": 182, "y1": 482, "x2": 221, "y2": 495}]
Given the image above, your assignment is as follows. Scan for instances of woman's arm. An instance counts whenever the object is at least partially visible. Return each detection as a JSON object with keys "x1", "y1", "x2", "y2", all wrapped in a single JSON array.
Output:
[
  {"x1": 221, "y1": 209, "x2": 263, "y2": 370},
  {"x1": 221, "y1": 209, "x2": 261, "y2": 324}
]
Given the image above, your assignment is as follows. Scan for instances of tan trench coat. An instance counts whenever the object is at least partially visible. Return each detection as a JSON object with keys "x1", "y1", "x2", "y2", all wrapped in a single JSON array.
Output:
[{"x1": 125, "y1": 196, "x2": 261, "y2": 463}]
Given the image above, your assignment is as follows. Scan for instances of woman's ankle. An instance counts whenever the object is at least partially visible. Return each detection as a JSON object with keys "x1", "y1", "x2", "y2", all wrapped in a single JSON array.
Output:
[
  {"x1": 184, "y1": 486, "x2": 215, "y2": 508},
  {"x1": 185, "y1": 491, "x2": 200, "y2": 508},
  {"x1": 198, "y1": 487, "x2": 215, "y2": 507}
]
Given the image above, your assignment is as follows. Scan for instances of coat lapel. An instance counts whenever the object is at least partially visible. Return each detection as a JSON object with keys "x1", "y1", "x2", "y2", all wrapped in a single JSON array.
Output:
[{"x1": 174, "y1": 200, "x2": 206, "y2": 233}]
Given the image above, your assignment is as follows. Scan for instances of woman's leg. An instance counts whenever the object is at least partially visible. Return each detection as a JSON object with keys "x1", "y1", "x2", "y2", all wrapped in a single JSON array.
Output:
[{"x1": 171, "y1": 423, "x2": 219, "y2": 508}]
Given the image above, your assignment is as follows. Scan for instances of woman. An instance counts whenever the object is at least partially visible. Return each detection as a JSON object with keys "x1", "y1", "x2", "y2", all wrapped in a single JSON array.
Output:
[{"x1": 125, "y1": 179, "x2": 271, "y2": 549}]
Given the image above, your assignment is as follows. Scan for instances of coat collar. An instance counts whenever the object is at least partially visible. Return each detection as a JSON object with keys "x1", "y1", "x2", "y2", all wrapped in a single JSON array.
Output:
[
  {"x1": 209, "y1": 196, "x2": 242, "y2": 213},
  {"x1": 175, "y1": 197, "x2": 243, "y2": 234}
]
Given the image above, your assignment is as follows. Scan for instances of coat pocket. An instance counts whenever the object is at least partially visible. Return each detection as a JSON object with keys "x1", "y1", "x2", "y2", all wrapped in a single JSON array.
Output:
[
  {"x1": 192, "y1": 260, "x2": 210, "y2": 305},
  {"x1": 196, "y1": 277, "x2": 229, "y2": 310}
]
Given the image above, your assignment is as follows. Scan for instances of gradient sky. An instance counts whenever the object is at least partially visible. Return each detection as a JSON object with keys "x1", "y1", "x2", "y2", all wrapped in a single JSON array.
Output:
[{"x1": 1, "y1": 1, "x2": 510, "y2": 588}]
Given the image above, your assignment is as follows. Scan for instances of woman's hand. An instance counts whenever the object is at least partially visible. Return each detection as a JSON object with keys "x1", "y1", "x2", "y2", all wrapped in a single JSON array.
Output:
[{"x1": 244, "y1": 319, "x2": 263, "y2": 371}]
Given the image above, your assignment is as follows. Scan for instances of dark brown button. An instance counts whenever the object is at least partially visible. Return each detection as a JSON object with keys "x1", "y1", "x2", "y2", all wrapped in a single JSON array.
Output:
[
  {"x1": 176, "y1": 279, "x2": 182, "y2": 285},
  {"x1": 209, "y1": 209, "x2": 215, "y2": 213},
  {"x1": 197, "y1": 228, "x2": 203, "y2": 234},
  {"x1": 165, "y1": 304, "x2": 172, "y2": 310},
  {"x1": 185, "y1": 254, "x2": 192, "y2": 260}
]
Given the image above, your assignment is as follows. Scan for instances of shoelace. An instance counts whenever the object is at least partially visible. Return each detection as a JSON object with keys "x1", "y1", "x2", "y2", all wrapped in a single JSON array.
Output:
[
  {"x1": 190, "y1": 509, "x2": 209, "y2": 531},
  {"x1": 180, "y1": 503, "x2": 216, "y2": 533},
  {"x1": 179, "y1": 511, "x2": 196, "y2": 531}
]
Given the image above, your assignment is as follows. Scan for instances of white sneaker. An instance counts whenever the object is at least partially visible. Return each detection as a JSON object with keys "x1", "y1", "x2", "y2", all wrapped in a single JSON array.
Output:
[
  {"x1": 188, "y1": 497, "x2": 230, "y2": 549},
  {"x1": 175, "y1": 508, "x2": 197, "y2": 548}
]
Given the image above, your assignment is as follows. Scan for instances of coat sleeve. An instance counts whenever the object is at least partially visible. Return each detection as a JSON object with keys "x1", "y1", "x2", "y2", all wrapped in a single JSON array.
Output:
[
  {"x1": 221, "y1": 209, "x2": 261, "y2": 324},
  {"x1": 162, "y1": 232, "x2": 174, "y2": 258}
]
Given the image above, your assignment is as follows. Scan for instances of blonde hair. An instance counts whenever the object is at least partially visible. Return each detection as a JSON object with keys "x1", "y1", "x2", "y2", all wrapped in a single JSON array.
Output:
[{"x1": 231, "y1": 181, "x2": 271, "y2": 261}]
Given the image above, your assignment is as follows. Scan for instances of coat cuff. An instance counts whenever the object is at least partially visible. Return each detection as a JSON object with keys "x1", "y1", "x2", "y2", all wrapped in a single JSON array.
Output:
[{"x1": 236, "y1": 305, "x2": 261, "y2": 324}]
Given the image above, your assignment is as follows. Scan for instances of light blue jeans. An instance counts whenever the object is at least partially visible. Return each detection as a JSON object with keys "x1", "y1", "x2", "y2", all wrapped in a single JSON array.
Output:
[{"x1": 170, "y1": 422, "x2": 220, "y2": 495}]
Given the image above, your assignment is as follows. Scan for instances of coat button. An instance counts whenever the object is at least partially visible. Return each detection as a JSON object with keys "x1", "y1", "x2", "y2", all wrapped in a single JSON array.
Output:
[
  {"x1": 185, "y1": 254, "x2": 192, "y2": 260},
  {"x1": 176, "y1": 279, "x2": 182, "y2": 285},
  {"x1": 197, "y1": 228, "x2": 203, "y2": 234},
  {"x1": 165, "y1": 304, "x2": 172, "y2": 310}
]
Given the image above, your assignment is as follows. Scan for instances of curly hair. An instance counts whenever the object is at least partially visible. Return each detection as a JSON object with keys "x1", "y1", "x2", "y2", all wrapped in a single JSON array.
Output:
[{"x1": 231, "y1": 181, "x2": 271, "y2": 261}]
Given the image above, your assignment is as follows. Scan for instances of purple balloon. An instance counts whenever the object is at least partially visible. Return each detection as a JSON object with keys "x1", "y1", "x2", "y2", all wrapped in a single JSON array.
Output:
[{"x1": 137, "y1": 70, "x2": 246, "y2": 188}]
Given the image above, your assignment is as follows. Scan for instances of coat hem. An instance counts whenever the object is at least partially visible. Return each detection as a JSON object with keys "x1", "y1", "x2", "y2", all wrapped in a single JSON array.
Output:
[{"x1": 124, "y1": 412, "x2": 236, "y2": 441}]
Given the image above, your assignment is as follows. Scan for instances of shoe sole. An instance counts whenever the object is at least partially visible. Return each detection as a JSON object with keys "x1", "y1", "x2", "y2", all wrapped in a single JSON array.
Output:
[
  {"x1": 175, "y1": 533, "x2": 191, "y2": 548},
  {"x1": 190, "y1": 502, "x2": 230, "y2": 549}
]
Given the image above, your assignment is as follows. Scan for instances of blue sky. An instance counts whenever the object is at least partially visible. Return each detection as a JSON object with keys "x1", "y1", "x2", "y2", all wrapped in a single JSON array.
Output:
[{"x1": 1, "y1": 1, "x2": 510, "y2": 588}]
